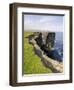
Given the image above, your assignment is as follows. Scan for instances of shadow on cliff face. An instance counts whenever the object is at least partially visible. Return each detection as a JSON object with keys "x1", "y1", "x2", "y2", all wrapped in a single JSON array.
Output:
[
  {"x1": 28, "y1": 34, "x2": 63, "y2": 73},
  {"x1": 35, "y1": 36, "x2": 63, "y2": 62}
]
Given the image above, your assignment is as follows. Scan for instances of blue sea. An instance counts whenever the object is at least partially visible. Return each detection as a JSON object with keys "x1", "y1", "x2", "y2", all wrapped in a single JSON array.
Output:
[
  {"x1": 35, "y1": 32, "x2": 63, "y2": 62},
  {"x1": 54, "y1": 32, "x2": 63, "y2": 61}
]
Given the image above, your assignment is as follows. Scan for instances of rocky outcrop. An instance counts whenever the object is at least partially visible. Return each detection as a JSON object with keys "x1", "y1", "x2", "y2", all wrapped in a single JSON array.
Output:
[{"x1": 29, "y1": 35, "x2": 63, "y2": 73}]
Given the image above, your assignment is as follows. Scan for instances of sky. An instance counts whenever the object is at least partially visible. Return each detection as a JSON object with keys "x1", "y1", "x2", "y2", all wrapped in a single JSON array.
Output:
[{"x1": 24, "y1": 14, "x2": 64, "y2": 32}]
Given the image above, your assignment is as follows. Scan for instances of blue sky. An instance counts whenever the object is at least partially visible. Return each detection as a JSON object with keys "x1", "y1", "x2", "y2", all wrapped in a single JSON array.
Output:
[{"x1": 24, "y1": 15, "x2": 64, "y2": 32}]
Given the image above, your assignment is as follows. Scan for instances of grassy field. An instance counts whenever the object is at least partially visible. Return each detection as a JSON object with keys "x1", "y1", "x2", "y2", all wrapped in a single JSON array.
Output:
[{"x1": 24, "y1": 32, "x2": 52, "y2": 74}]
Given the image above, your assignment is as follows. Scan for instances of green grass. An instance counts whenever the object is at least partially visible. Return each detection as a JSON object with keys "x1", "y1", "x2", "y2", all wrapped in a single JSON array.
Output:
[{"x1": 24, "y1": 32, "x2": 52, "y2": 74}]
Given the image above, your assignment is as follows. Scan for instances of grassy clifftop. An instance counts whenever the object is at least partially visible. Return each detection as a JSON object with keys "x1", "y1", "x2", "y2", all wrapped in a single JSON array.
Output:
[{"x1": 24, "y1": 32, "x2": 52, "y2": 74}]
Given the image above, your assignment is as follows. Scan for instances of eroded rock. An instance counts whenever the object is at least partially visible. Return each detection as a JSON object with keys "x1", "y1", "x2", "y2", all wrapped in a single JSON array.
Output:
[{"x1": 28, "y1": 36, "x2": 63, "y2": 73}]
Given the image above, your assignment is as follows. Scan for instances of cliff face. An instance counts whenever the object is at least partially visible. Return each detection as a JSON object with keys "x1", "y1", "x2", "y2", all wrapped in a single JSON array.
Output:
[
  {"x1": 46, "y1": 33, "x2": 55, "y2": 49},
  {"x1": 35, "y1": 32, "x2": 55, "y2": 51},
  {"x1": 29, "y1": 35, "x2": 63, "y2": 73}
]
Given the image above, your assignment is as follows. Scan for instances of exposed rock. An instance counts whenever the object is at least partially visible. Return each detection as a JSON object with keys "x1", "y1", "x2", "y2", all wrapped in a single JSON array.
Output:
[
  {"x1": 28, "y1": 35, "x2": 63, "y2": 73},
  {"x1": 35, "y1": 32, "x2": 55, "y2": 50}
]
